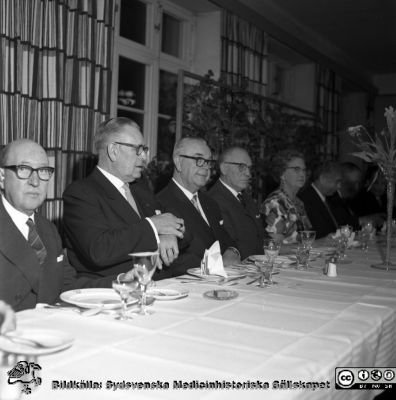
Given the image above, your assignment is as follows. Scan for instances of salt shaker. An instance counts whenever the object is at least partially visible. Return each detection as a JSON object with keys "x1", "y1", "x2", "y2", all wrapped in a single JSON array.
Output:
[{"x1": 326, "y1": 257, "x2": 338, "y2": 277}]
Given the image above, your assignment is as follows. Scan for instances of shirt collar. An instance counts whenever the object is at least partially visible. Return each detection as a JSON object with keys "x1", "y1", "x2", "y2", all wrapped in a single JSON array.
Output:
[
  {"x1": 1, "y1": 194, "x2": 35, "y2": 235},
  {"x1": 172, "y1": 178, "x2": 196, "y2": 200},
  {"x1": 97, "y1": 166, "x2": 125, "y2": 191},
  {"x1": 219, "y1": 179, "x2": 239, "y2": 198},
  {"x1": 311, "y1": 183, "x2": 326, "y2": 202}
]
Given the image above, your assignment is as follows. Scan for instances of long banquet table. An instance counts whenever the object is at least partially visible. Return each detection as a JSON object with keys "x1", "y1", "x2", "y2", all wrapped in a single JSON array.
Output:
[{"x1": 3, "y1": 245, "x2": 396, "y2": 400}]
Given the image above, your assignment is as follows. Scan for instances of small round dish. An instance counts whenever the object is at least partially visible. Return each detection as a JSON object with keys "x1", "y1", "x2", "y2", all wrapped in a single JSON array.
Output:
[{"x1": 203, "y1": 289, "x2": 238, "y2": 301}]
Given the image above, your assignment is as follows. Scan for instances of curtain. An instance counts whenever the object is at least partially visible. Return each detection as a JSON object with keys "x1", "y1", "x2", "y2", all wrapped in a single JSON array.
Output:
[
  {"x1": 221, "y1": 10, "x2": 268, "y2": 96},
  {"x1": 0, "y1": 0, "x2": 115, "y2": 223},
  {"x1": 316, "y1": 65, "x2": 342, "y2": 160}
]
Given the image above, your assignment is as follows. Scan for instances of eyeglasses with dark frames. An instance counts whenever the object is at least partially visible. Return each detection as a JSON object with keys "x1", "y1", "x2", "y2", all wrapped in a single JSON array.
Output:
[
  {"x1": 286, "y1": 166, "x2": 307, "y2": 174},
  {"x1": 223, "y1": 162, "x2": 253, "y2": 173},
  {"x1": 114, "y1": 142, "x2": 149, "y2": 156},
  {"x1": 2, "y1": 165, "x2": 55, "y2": 181},
  {"x1": 179, "y1": 155, "x2": 216, "y2": 168}
]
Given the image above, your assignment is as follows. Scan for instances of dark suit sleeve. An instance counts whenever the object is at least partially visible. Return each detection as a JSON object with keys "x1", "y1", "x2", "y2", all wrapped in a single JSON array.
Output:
[{"x1": 63, "y1": 182, "x2": 158, "y2": 269}]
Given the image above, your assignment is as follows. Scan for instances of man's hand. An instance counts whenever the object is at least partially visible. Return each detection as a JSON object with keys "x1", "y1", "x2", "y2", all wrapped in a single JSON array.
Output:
[
  {"x1": 159, "y1": 235, "x2": 179, "y2": 266},
  {"x1": 222, "y1": 247, "x2": 240, "y2": 267},
  {"x1": 149, "y1": 213, "x2": 185, "y2": 238},
  {"x1": 0, "y1": 300, "x2": 16, "y2": 334}
]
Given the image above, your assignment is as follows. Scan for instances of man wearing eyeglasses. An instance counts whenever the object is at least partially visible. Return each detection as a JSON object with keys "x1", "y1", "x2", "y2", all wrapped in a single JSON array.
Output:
[
  {"x1": 156, "y1": 137, "x2": 240, "y2": 277},
  {"x1": 0, "y1": 139, "x2": 138, "y2": 311},
  {"x1": 63, "y1": 117, "x2": 184, "y2": 279},
  {"x1": 208, "y1": 147, "x2": 265, "y2": 259}
]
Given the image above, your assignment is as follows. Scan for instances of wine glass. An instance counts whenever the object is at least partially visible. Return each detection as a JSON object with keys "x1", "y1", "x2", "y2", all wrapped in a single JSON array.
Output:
[
  {"x1": 296, "y1": 245, "x2": 310, "y2": 270},
  {"x1": 298, "y1": 230, "x2": 316, "y2": 249},
  {"x1": 262, "y1": 239, "x2": 281, "y2": 286},
  {"x1": 337, "y1": 225, "x2": 352, "y2": 263},
  {"x1": 112, "y1": 276, "x2": 139, "y2": 320},
  {"x1": 130, "y1": 251, "x2": 159, "y2": 315}
]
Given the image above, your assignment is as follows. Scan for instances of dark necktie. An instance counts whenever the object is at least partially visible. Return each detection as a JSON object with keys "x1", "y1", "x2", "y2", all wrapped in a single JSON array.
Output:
[
  {"x1": 324, "y1": 198, "x2": 339, "y2": 230},
  {"x1": 26, "y1": 218, "x2": 47, "y2": 264},
  {"x1": 237, "y1": 192, "x2": 246, "y2": 208}
]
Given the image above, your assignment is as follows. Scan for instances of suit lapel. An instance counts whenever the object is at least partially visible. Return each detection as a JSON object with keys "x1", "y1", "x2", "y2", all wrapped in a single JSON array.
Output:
[
  {"x1": 90, "y1": 168, "x2": 142, "y2": 223},
  {"x1": 0, "y1": 200, "x2": 41, "y2": 293},
  {"x1": 169, "y1": 181, "x2": 214, "y2": 237}
]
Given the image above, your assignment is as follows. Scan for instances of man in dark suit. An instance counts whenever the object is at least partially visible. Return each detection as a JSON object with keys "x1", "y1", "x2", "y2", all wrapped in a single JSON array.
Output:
[
  {"x1": 156, "y1": 137, "x2": 240, "y2": 277},
  {"x1": 63, "y1": 118, "x2": 184, "y2": 279},
  {"x1": 328, "y1": 162, "x2": 384, "y2": 230},
  {"x1": 0, "y1": 140, "x2": 136, "y2": 311},
  {"x1": 208, "y1": 147, "x2": 265, "y2": 259},
  {"x1": 298, "y1": 161, "x2": 342, "y2": 238}
]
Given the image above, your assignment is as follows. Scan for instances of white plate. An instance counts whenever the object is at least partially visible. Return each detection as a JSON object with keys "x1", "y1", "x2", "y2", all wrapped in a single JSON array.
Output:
[
  {"x1": 248, "y1": 255, "x2": 295, "y2": 266},
  {"x1": 0, "y1": 329, "x2": 74, "y2": 356},
  {"x1": 187, "y1": 267, "x2": 245, "y2": 279},
  {"x1": 147, "y1": 288, "x2": 188, "y2": 300},
  {"x1": 60, "y1": 288, "x2": 138, "y2": 309}
]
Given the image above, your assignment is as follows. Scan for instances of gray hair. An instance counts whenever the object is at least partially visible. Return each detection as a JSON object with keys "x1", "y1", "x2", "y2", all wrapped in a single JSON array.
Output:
[
  {"x1": 94, "y1": 117, "x2": 140, "y2": 154},
  {"x1": 173, "y1": 137, "x2": 208, "y2": 158},
  {"x1": 271, "y1": 148, "x2": 305, "y2": 182}
]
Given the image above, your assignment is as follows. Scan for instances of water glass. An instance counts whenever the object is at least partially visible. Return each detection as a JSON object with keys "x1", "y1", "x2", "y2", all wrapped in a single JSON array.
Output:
[
  {"x1": 112, "y1": 276, "x2": 139, "y2": 320},
  {"x1": 297, "y1": 230, "x2": 316, "y2": 250},
  {"x1": 131, "y1": 251, "x2": 159, "y2": 315},
  {"x1": 262, "y1": 239, "x2": 281, "y2": 287},
  {"x1": 296, "y1": 246, "x2": 310, "y2": 270}
]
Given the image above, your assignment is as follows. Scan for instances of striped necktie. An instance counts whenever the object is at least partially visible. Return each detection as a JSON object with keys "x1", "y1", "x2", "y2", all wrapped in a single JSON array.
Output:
[
  {"x1": 237, "y1": 192, "x2": 246, "y2": 208},
  {"x1": 191, "y1": 193, "x2": 201, "y2": 212},
  {"x1": 123, "y1": 183, "x2": 141, "y2": 217},
  {"x1": 26, "y1": 218, "x2": 47, "y2": 264}
]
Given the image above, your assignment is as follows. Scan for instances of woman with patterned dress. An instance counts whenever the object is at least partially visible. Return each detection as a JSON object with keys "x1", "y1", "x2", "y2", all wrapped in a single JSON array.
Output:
[{"x1": 260, "y1": 149, "x2": 311, "y2": 243}]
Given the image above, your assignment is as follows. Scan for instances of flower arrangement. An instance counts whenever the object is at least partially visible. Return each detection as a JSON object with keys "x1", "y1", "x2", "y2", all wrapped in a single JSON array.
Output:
[
  {"x1": 348, "y1": 107, "x2": 396, "y2": 176},
  {"x1": 348, "y1": 106, "x2": 396, "y2": 269}
]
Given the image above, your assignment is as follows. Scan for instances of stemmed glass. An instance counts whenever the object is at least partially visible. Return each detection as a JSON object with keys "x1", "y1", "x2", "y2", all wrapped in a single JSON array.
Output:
[
  {"x1": 337, "y1": 225, "x2": 352, "y2": 263},
  {"x1": 130, "y1": 251, "x2": 159, "y2": 315},
  {"x1": 298, "y1": 230, "x2": 316, "y2": 249},
  {"x1": 112, "y1": 275, "x2": 140, "y2": 320},
  {"x1": 360, "y1": 221, "x2": 374, "y2": 258},
  {"x1": 261, "y1": 239, "x2": 281, "y2": 287},
  {"x1": 296, "y1": 231, "x2": 316, "y2": 268}
]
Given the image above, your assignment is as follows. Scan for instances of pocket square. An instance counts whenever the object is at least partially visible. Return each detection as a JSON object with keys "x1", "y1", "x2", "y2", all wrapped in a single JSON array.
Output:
[
  {"x1": 255, "y1": 214, "x2": 261, "y2": 218},
  {"x1": 57, "y1": 255, "x2": 64, "y2": 262},
  {"x1": 155, "y1": 209, "x2": 161, "y2": 215},
  {"x1": 219, "y1": 220, "x2": 224, "y2": 225}
]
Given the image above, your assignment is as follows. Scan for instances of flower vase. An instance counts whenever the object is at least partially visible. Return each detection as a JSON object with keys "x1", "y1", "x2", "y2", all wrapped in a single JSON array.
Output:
[{"x1": 372, "y1": 167, "x2": 396, "y2": 270}]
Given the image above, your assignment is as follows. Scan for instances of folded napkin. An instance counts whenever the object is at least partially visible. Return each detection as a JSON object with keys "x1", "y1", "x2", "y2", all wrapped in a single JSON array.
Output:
[
  {"x1": 331, "y1": 229, "x2": 356, "y2": 247},
  {"x1": 201, "y1": 241, "x2": 227, "y2": 278}
]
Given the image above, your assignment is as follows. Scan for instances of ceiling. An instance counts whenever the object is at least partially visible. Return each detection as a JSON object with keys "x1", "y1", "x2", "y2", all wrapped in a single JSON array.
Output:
[{"x1": 262, "y1": 0, "x2": 396, "y2": 76}]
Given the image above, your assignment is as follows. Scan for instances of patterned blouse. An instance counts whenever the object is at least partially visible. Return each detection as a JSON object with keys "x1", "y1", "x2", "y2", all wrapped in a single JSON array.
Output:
[{"x1": 260, "y1": 188, "x2": 311, "y2": 243}]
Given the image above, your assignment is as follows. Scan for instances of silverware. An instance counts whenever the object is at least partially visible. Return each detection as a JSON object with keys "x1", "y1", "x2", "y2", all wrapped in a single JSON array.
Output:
[
  {"x1": 3, "y1": 334, "x2": 51, "y2": 348},
  {"x1": 246, "y1": 277, "x2": 260, "y2": 285},
  {"x1": 219, "y1": 275, "x2": 247, "y2": 285}
]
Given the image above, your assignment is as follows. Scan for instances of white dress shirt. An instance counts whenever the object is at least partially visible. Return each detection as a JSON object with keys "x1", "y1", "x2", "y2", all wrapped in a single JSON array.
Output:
[
  {"x1": 96, "y1": 167, "x2": 159, "y2": 243},
  {"x1": 1, "y1": 195, "x2": 34, "y2": 240},
  {"x1": 172, "y1": 178, "x2": 209, "y2": 225}
]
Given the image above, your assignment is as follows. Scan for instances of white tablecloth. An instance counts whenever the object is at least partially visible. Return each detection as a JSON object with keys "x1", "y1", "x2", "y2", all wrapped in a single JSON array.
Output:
[{"x1": 3, "y1": 246, "x2": 396, "y2": 400}]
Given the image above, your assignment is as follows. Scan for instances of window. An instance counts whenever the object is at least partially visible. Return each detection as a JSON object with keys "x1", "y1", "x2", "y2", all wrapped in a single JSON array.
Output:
[{"x1": 113, "y1": 0, "x2": 193, "y2": 162}]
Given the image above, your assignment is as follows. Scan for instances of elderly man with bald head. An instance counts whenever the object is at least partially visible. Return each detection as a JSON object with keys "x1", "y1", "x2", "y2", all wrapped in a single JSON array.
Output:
[
  {"x1": 208, "y1": 147, "x2": 265, "y2": 259},
  {"x1": 63, "y1": 117, "x2": 184, "y2": 279},
  {"x1": 156, "y1": 137, "x2": 239, "y2": 277},
  {"x1": 0, "y1": 139, "x2": 136, "y2": 310}
]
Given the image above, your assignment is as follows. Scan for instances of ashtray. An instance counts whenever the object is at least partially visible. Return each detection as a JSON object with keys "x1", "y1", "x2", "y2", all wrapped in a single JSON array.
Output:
[{"x1": 203, "y1": 289, "x2": 238, "y2": 300}]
